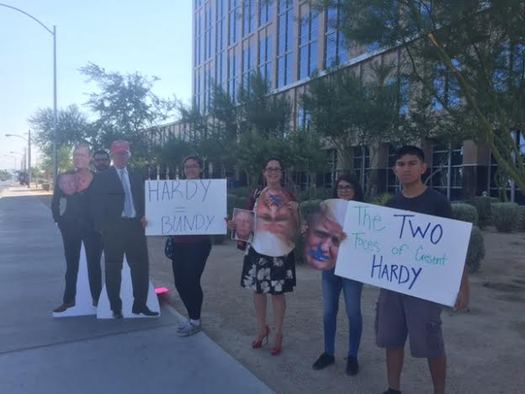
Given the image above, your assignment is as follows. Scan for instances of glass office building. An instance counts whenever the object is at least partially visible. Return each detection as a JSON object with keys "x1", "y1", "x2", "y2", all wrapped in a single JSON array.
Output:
[{"x1": 191, "y1": 0, "x2": 524, "y2": 202}]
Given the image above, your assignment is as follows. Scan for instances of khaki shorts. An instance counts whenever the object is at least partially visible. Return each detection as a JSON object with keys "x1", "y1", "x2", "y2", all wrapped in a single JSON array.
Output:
[{"x1": 375, "y1": 289, "x2": 445, "y2": 358}]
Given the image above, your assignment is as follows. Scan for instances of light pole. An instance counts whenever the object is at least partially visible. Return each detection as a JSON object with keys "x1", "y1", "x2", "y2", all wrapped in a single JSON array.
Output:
[
  {"x1": 0, "y1": 3, "x2": 57, "y2": 181},
  {"x1": 5, "y1": 131, "x2": 31, "y2": 187}
]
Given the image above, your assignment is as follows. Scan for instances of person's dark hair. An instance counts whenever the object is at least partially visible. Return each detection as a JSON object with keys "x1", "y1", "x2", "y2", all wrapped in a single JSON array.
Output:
[
  {"x1": 395, "y1": 145, "x2": 425, "y2": 162},
  {"x1": 93, "y1": 149, "x2": 109, "y2": 158},
  {"x1": 333, "y1": 174, "x2": 364, "y2": 202},
  {"x1": 182, "y1": 155, "x2": 203, "y2": 168},
  {"x1": 263, "y1": 157, "x2": 285, "y2": 171}
]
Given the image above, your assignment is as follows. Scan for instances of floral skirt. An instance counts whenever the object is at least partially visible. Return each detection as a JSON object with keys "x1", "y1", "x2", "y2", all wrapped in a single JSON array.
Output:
[{"x1": 240, "y1": 247, "x2": 296, "y2": 294}]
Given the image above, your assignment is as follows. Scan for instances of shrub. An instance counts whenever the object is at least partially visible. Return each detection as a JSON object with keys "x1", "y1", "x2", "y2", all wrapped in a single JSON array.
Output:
[
  {"x1": 227, "y1": 194, "x2": 248, "y2": 218},
  {"x1": 491, "y1": 202, "x2": 519, "y2": 232},
  {"x1": 465, "y1": 226, "x2": 485, "y2": 273},
  {"x1": 451, "y1": 203, "x2": 479, "y2": 226},
  {"x1": 518, "y1": 205, "x2": 525, "y2": 232},
  {"x1": 298, "y1": 187, "x2": 333, "y2": 201},
  {"x1": 228, "y1": 186, "x2": 252, "y2": 200},
  {"x1": 466, "y1": 196, "x2": 494, "y2": 228},
  {"x1": 370, "y1": 192, "x2": 394, "y2": 206}
]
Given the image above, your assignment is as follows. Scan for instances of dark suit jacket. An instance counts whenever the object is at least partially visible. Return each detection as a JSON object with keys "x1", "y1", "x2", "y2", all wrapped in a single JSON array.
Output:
[
  {"x1": 91, "y1": 166, "x2": 145, "y2": 233},
  {"x1": 51, "y1": 174, "x2": 95, "y2": 230}
]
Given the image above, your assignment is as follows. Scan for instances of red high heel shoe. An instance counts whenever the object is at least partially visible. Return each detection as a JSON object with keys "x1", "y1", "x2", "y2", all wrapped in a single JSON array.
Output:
[
  {"x1": 251, "y1": 325, "x2": 270, "y2": 349},
  {"x1": 271, "y1": 333, "x2": 283, "y2": 356}
]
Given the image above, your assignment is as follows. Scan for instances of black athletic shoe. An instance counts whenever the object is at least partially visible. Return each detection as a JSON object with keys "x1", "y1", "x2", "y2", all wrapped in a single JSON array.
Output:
[
  {"x1": 112, "y1": 310, "x2": 123, "y2": 319},
  {"x1": 346, "y1": 356, "x2": 359, "y2": 375},
  {"x1": 132, "y1": 305, "x2": 159, "y2": 317},
  {"x1": 383, "y1": 389, "x2": 402, "y2": 394},
  {"x1": 312, "y1": 353, "x2": 335, "y2": 370}
]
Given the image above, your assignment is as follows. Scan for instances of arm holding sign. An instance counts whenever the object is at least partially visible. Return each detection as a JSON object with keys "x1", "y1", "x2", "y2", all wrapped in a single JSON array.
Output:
[{"x1": 454, "y1": 265, "x2": 469, "y2": 311}]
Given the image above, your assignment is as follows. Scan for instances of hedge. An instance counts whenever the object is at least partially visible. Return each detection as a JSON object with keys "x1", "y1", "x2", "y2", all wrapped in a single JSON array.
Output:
[
  {"x1": 451, "y1": 203, "x2": 479, "y2": 226},
  {"x1": 491, "y1": 202, "x2": 519, "y2": 232}
]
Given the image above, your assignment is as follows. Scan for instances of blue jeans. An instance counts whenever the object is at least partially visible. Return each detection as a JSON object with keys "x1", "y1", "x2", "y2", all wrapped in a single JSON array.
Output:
[{"x1": 322, "y1": 268, "x2": 363, "y2": 358}]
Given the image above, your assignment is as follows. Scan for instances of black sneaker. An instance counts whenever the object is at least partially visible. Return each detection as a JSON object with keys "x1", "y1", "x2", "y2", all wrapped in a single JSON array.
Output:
[
  {"x1": 312, "y1": 353, "x2": 335, "y2": 370},
  {"x1": 383, "y1": 389, "x2": 401, "y2": 394},
  {"x1": 346, "y1": 356, "x2": 359, "y2": 375}
]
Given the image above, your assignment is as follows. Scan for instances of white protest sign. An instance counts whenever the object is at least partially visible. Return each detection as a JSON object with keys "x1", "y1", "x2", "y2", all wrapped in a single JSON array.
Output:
[
  {"x1": 145, "y1": 179, "x2": 227, "y2": 236},
  {"x1": 335, "y1": 202, "x2": 472, "y2": 306}
]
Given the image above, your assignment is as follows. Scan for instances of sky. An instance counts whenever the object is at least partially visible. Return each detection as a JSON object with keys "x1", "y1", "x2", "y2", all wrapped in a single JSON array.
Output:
[{"x1": 0, "y1": 0, "x2": 193, "y2": 170}]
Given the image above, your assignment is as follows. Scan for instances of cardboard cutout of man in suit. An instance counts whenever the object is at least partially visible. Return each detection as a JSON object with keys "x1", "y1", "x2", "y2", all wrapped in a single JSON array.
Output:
[
  {"x1": 91, "y1": 140, "x2": 158, "y2": 318},
  {"x1": 51, "y1": 144, "x2": 102, "y2": 313}
]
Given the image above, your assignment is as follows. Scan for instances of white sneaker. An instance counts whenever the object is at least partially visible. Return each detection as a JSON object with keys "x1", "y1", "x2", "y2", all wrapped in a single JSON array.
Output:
[
  {"x1": 177, "y1": 322, "x2": 201, "y2": 337},
  {"x1": 177, "y1": 320, "x2": 191, "y2": 333}
]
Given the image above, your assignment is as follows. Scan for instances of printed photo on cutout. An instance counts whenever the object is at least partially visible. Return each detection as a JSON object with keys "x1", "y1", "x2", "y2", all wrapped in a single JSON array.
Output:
[
  {"x1": 253, "y1": 187, "x2": 298, "y2": 256},
  {"x1": 232, "y1": 208, "x2": 255, "y2": 242},
  {"x1": 303, "y1": 199, "x2": 348, "y2": 271},
  {"x1": 57, "y1": 171, "x2": 77, "y2": 196},
  {"x1": 58, "y1": 169, "x2": 94, "y2": 195}
]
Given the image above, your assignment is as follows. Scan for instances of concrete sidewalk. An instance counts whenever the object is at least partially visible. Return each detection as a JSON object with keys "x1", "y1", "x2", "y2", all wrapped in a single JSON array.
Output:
[{"x1": 0, "y1": 191, "x2": 273, "y2": 394}]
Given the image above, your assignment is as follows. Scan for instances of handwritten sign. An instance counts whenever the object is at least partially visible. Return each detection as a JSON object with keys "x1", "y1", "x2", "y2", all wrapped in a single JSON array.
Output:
[
  {"x1": 335, "y1": 202, "x2": 472, "y2": 306},
  {"x1": 145, "y1": 179, "x2": 227, "y2": 236}
]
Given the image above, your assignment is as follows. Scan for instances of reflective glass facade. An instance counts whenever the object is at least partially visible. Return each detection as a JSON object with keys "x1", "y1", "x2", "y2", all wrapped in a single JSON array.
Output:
[{"x1": 193, "y1": 0, "x2": 357, "y2": 113}]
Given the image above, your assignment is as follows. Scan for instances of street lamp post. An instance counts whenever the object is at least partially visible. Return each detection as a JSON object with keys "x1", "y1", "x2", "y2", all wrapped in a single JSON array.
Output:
[
  {"x1": 5, "y1": 131, "x2": 31, "y2": 187},
  {"x1": 0, "y1": 2, "x2": 57, "y2": 181}
]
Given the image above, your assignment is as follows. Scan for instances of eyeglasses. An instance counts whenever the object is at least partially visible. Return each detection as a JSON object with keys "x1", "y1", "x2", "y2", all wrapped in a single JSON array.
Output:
[
  {"x1": 265, "y1": 167, "x2": 282, "y2": 172},
  {"x1": 337, "y1": 185, "x2": 354, "y2": 190},
  {"x1": 184, "y1": 164, "x2": 200, "y2": 169}
]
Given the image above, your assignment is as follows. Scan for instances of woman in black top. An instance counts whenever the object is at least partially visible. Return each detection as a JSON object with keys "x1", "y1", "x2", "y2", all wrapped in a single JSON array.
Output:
[{"x1": 170, "y1": 155, "x2": 212, "y2": 336}]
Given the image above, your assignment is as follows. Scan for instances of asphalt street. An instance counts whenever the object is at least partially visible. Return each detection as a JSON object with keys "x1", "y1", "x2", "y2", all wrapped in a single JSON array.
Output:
[{"x1": 0, "y1": 189, "x2": 273, "y2": 394}]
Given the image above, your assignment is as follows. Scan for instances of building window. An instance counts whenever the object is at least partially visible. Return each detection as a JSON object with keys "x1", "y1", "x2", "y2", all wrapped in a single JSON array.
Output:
[
  {"x1": 353, "y1": 146, "x2": 370, "y2": 190},
  {"x1": 243, "y1": 0, "x2": 255, "y2": 36},
  {"x1": 324, "y1": 2, "x2": 348, "y2": 69},
  {"x1": 259, "y1": 0, "x2": 274, "y2": 26},
  {"x1": 429, "y1": 144, "x2": 463, "y2": 200},
  {"x1": 205, "y1": 4, "x2": 213, "y2": 60},
  {"x1": 493, "y1": 42, "x2": 525, "y2": 92},
  {"x1": 228, "y1": 51, "x2": 237, "y2": 101},
  {"x1": 432, "y1": 60, "x2": 461, "y2": 111},
  {"x1": 387, "y1": 146, "x2": 399, "y2": 194},
  {"x1": 296, "y1": 105, "x2": 311, "y2": 130},
  {"x1": 277, "y1": 0, "x2": 294, "y2": 88},
  {"x1": 195, "y1": 10, "x2": 202, "y2": 66},
  {"x1": 398, "y1": 75, "x2": 410, "y2": 116},
  {"x1": 228, "y1": 0, "x2": 241, "y2": 45},
  {"x1": 258, "y1": 33, "x2": 273, "y2": 88},
  {"x1": 488, "y1": 130, "x2": 525, "y2": 204},
  {"x1": 299, "y1": 4, "x2": 319, "y2": 80},
  {"x1": 242, "y1": 41, "x2": 254, "y2": 90}
]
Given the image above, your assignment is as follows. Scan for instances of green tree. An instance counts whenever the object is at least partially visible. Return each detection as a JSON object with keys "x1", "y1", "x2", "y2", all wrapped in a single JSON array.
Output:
[
  {"x1": 80, "y1": 63, "x2": 177, "y2": 162},
  {"x1": 0, "y1": 170, "x2": 11, "y2": 181},
  {"x1": 236, "y1": 130, "x2": 293, "y2": 188},
  {"x1": 287, "y1": 129, "x2": 328, "y2": 197},
  {"x1": 328, "y1": 0, "x2": 525, "y2": 191},
  {"x1": 237, "y1": 72, "x2": 292, "y2": 137},
  {"x1": 302, "y1": 63, "x2": 402, "y2": 189},
  {"x1": 29, "y1": 105, "x2": 93, "y2": 174},
  {"x1": 30, "y1": 105, "x2": 94, "y2": 149}
]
